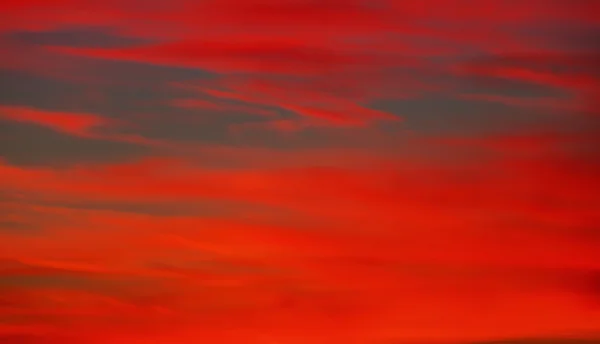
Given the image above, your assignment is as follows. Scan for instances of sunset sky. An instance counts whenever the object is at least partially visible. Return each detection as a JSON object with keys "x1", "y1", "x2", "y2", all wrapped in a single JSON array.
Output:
[{"x1": 0, "y1": 1, "x2": 599, "y2": 343}]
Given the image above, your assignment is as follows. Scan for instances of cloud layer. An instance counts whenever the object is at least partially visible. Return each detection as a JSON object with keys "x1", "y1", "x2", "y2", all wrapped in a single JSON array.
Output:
[{"x1": 0, "y1": 0, "x2": 599, "y2": 343}]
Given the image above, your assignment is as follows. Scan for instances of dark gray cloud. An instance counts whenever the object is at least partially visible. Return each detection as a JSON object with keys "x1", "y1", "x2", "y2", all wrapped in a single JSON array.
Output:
[
  {"x1": 0, "y1": 259, "x2": 159, "y2": 297},
  {"x1": 370, "y1": 95, "x2": 578, "y2": 135},
  {"x1": 0, "y1": 61, "x2": 213, "y2": 116},
  {"x1": 522, "y1": 20, "x2": 600, "y2": 53},
  {"x1": 5, "y1": 26, "x2": 154, "y2": 49},
  {"x1": 0, "y1": 120, "x2": 151, "y2": 167},
  {"x1": 0, "y1": 221, "x2": 36, "y2": 232},
  {"x1": 0, "y1": 70, "x2": 89, "y2": 113},
  {"x1": 370, "y1": 46, "x2": 600, "y2": 137},
  {"x1": 28, "y1": 198, "x2": 286, "y2": 218},
  {"x1": 0, "y1": 68, "x2": 395, "y2": 156}
]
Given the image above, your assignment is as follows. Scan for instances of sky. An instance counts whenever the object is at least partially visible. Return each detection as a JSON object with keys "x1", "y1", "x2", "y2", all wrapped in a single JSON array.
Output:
[{"x1": 0, "y1": 1, "x2": 599, "y2": 343}]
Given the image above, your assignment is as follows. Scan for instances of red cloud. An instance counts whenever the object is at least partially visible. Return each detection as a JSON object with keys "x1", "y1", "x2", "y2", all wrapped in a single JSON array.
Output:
[
  {"x1": 0, "y1": 106, "x2": 161, "y2": 146},
  {"x1": 170, "y1": 98, "x2": 277, "y2": 118},
  {"x1": 2, "y1": 0, "x2": 600, "y2": 343},
  {"x1": 0, "y1": 106, "x2": 109, "y2": 137}
]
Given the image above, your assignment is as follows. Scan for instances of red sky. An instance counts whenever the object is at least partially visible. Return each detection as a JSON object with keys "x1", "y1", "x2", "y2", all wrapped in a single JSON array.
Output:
[{"x1": 0, "y1": 1, "x2": 599, "y2": 343}]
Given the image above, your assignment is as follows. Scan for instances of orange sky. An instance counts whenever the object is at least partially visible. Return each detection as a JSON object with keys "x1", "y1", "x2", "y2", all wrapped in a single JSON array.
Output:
[{"x1": 0, "y1": 1, "x2": 599, "y2": 343}]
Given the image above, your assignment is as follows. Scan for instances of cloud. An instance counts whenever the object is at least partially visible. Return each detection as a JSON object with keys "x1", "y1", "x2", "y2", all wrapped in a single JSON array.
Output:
[
  {"x1": 455, "y1": 51, "x2": 600, "y2": 117},
  {"x1": 5, "y1": 26, "x2": 153, "y2": 49},
  {"x1": 1, "y1": 0, "x2": 599, "y2": 343},
  {"x1": 0, "y1": 106, "x2": 112, "y2": 137},
  {"x1": 0, "y1": 200, "x2": 599, "y2": 342},
  {"x1": 466, "y1": 337, "x2": 600, "y2": 344},
  {"x1": 0, "y1": 106, "x2": 158, "y2": 166},
  {"x1": 1, "y1": 151, "x2": 599, "y2": 269}
]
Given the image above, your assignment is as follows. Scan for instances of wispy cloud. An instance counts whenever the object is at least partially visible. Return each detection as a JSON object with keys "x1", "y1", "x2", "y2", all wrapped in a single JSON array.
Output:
[{"x1": 1, "y1": 0, "x2": 599, "y2": 343}]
